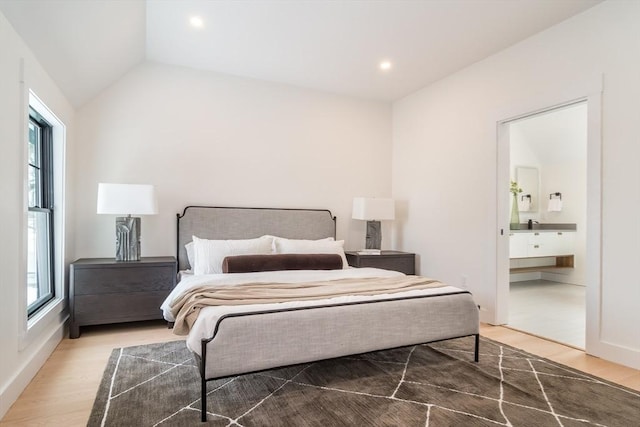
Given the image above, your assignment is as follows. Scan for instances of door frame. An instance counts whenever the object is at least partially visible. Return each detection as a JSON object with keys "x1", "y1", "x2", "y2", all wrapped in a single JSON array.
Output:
[{"x1": 493, "y1": 77, "x2": 602, "y2": 356}]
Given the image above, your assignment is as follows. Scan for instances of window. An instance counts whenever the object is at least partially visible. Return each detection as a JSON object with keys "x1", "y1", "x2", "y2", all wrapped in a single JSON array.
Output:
[
  {"x1": 21, "y1": 90, "x2": 66, "y2": 344},
  {"x1": 27, "y1": 108, "x2": 55, "y2": 317}
]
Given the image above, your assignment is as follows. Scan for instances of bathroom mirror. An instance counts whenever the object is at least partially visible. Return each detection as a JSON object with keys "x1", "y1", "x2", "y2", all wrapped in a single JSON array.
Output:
[{"x1": 515, "y1": 166, "x2": 539, "y2": 212}]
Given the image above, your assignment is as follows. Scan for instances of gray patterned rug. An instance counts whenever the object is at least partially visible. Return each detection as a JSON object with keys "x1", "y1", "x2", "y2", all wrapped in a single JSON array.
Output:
[{"x1": 88, "y1": 336, "x2": 640, "y2": 426}]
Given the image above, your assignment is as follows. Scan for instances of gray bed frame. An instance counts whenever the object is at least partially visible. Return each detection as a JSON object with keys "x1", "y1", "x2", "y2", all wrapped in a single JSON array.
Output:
[{"x1": 176, "y1": 206, "x2": 480, "y2": 422}]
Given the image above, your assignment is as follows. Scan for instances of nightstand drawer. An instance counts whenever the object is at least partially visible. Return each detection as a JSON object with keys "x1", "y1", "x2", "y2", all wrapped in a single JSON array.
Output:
[
  {"x1": 73, "y1": 265, "x2": 175, "y2": 295},
  {"x1": 74, "y1": 291, "x2": 168, "y2": 324}
]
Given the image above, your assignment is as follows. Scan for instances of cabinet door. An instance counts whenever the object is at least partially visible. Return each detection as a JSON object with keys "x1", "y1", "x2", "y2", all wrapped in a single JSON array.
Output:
[
  {"x1": 554, "y1": 231, "x2": 575, "y2": 255},
  {"x1": 509, "y1": 233, "x2": 528, "y2": 258}
]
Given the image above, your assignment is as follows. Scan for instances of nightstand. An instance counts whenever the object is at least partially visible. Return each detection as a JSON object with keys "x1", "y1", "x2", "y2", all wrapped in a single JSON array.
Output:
[
  {"x1": 345, "y1": 251, "x2": 416, "y2": 275},
  {"x1": 69, "y1": 257, "x2": 177, "y2": 338}
]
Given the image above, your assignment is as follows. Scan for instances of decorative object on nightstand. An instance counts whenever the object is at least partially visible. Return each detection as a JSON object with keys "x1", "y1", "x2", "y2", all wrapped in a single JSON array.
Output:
[
  {"x1": 352, "y1": 197, "x2": 395, "y2": 254},
  {"x1": 345, "y1": 250, "x2": 415, "y2": 275},
  {"x1": 97, "y1": 183, "x2": 158, "y2": 261},
  {"x1": 69, "y1": 257, "x2": 177, "y2": 338}
]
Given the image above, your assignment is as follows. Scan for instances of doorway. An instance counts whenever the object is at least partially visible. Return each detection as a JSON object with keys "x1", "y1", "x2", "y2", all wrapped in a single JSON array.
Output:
[
  {"x1": 495, "y1": 93, "x2": 601, "y2": 350},
  {"x1": 506, "y1": 102, "x2": 587, "y2": 348}
]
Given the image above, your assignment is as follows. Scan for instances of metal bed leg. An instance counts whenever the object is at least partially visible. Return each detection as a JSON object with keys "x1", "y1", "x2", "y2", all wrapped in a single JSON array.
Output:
[
  {"x1": 200, "y1": 340, "x2": 208, "y2": 422},
  {"x1": 201, "y1": 376, "x2": 207, "y2": 422},
  {"x1": 474, "y1": 334, "x2": 480, "y2": 362}
]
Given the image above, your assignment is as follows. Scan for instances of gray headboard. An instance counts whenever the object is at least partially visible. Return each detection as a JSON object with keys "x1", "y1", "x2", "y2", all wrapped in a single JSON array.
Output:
[{"x1": 176, "y1": 206, "x2": 337, "y2": 271}]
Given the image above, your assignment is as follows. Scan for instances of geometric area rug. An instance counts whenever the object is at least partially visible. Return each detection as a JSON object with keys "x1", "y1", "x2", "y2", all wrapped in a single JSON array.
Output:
[{"x1": 88, "y1": 336, "x2": 640, "y2": 426}]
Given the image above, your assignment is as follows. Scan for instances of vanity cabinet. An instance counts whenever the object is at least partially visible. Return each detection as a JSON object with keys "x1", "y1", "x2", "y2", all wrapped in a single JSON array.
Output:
[
  {"x1": 509, "y1": 231, "x2": 575, "y2": 258},
  {"x1": 509, "y1": 230, "x2": 575, "y2": 273}
]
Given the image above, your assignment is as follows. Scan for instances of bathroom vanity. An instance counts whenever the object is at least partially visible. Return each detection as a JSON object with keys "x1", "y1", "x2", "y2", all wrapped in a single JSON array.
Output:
[{"x1": 509, "y1": 224, "x2": 576, "y2": 273}]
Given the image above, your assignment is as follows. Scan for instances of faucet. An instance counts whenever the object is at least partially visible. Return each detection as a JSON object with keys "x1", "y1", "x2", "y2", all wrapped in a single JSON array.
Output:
[{"x1": 527, "y1": 219, "x2": 539, "y2": 230}]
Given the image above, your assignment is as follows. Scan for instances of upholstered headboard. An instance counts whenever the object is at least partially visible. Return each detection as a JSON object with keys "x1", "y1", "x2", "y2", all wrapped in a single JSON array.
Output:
[{"x1": 176, "y1": 206, "x2": 337, "y2": 271}]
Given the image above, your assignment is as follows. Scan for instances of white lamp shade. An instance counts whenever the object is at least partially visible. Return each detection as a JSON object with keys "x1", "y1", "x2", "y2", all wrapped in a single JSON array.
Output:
[
  {"x1": 97, "y1": 183, "x2": 158, "y2": 215},
  {"x1": 352, "y1": 197, "x2": 395, "y2": 221}
]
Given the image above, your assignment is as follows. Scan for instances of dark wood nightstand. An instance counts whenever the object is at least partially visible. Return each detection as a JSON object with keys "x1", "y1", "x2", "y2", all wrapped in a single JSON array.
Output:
[
  {"x1": 345, "y1": 251, "x2": 415, "y2": 275},
  {"x1": 69, "y1": 257, "x2": 177, "y2": 338}
]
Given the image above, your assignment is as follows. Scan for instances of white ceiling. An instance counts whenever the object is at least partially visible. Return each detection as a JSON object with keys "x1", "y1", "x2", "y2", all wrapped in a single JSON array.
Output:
[
  {"x1": 0, "y1": 0, "x2": 146, "y2": 108},
  {"x1": 0, "y1": 0, "x2": 601, "y2": 108}
]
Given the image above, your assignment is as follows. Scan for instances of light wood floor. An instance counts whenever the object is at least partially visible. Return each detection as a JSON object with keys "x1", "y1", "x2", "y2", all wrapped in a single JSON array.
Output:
[{"x1": 1, "y1": 321, "x2": 639, "y2": 426}]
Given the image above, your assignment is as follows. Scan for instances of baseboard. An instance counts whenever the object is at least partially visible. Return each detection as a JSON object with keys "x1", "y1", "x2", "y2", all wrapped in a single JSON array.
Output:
[
  {"x1": 509, "y1": 271, "x2": 541, "y2": 282},
  {"x1": 587, "y1": 338, "x2": 640, "y2": 370},
  {"x1": 0, "y1": 318, "x2": 67, "y2": 420}
]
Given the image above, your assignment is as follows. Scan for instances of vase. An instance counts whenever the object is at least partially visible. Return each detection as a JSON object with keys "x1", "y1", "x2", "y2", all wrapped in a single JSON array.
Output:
[{"x1": 510, "y1": 193, "x2": 520, "y2": 230}]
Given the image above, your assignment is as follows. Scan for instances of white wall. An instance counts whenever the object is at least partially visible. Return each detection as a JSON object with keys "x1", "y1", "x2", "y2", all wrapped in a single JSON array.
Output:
[
  {"x1": 392, "y1": 1, "x2": 640, "y2": 367},
  {"x1": 0, "y1": 11, "x2": 75, "y2": 419},
  {"x1": 74, "y1": 62, "x2": 392, "y2": 259}
]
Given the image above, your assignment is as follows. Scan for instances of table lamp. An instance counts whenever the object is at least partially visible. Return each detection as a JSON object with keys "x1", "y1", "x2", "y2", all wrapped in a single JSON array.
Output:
[
  {"x1": 97, "y1": 183, "x2": 158, "y2": 261},
  {"x1": 352, "y1": 197, "x2": 395, "y2": 254}
]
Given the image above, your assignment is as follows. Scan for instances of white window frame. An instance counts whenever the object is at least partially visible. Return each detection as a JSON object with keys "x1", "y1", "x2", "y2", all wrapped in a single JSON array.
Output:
[{"x1": 19, "y1": 90, "x2": 67, "y2": 348}]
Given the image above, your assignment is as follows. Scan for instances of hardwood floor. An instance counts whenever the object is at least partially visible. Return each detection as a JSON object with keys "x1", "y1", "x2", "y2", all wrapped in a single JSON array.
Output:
[
  {"x1": 1, "y1": 321, "x2": 639, "y2": 426},
  {"x1": 0, "y1": 321, "x2": 179, "y2": 426},
  {"x1": 480, "y1": 324, "x2": 640, "y2": 391}
]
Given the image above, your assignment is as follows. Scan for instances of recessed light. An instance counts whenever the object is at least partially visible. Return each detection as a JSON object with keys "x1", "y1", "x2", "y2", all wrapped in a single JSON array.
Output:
[
  {"x1": 379, "y1": 61, "x2": 392, "y2": 71},
  {"x1": 190, "y1": 16, "x2": 204, "y2": 28}
]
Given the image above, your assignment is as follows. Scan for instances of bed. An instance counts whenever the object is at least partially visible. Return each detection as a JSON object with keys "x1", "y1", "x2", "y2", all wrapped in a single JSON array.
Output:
[{"x1": 162, "y1": 206, "x2": 480, "y2": 422}]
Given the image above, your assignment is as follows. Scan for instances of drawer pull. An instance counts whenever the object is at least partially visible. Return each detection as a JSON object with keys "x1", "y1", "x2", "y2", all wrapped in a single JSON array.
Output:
[
  {"x1": 534, "y1": 232, "x2": 539, "y2": 236},
  {"x1": 534, "y1": 245, "x2": 539, "y2": 248},
  {"x1": 558, "y1": 232, "x2": 563, "y2": 235}
]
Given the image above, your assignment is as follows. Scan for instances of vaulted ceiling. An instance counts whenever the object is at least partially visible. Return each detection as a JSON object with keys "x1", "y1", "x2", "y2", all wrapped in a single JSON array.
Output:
[{"x1": 0, "y1": 0, "x2": 601, "y2": 108}]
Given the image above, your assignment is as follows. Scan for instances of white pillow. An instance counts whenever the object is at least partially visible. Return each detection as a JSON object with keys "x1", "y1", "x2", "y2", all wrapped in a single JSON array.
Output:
[
  {"x1": 192, "y1": 235, "x2": 274, "y2": 275},
  {"x1": 273, "y1": 237, "x2": 348, "y2": 269},
  {"x1": 185, "y1": 241, "x2": 195, "y2": 269},
  {"x1": 264, "y1": 235, "x2": 333, "y2": 252}
]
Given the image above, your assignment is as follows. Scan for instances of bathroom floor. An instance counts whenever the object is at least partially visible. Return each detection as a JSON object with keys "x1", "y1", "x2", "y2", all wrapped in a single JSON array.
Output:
[{"x1": 508, "y1": 279, "x2": 585, "y2": 348}]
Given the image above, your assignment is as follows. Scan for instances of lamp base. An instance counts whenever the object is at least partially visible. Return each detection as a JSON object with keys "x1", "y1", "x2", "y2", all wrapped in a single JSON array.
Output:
[
  {"x1": 115, "y1": 216, "x2": 141, "y2": 261},
  {"x1": 365, "y1": 220, "x2": 382, "y2": 250}
]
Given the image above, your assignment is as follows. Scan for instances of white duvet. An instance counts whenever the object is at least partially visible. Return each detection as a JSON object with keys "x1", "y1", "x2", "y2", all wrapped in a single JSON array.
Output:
[{"x1": 160, "y1": 268, "x2": 464, "y2": 354}]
